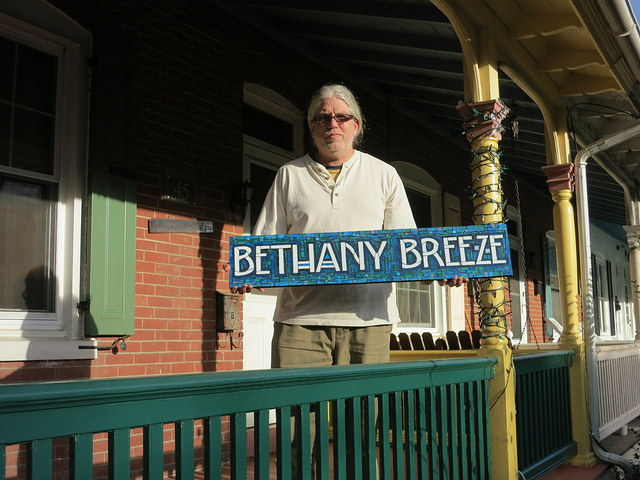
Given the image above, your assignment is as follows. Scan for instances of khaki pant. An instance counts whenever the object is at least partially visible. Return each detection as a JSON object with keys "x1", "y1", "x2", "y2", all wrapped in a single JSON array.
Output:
[
  {"x1": 272, "y1": 323, "x2": 390, "y2": 479},
  {"x1": 271, "y1": 323, "x2": 392, "y2": 368}
]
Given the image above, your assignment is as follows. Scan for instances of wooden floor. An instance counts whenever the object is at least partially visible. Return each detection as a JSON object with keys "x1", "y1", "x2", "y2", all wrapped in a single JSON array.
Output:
[
  {"x1": 540, "y1": 463, "x2": 608, "y2": 480},
  {"x1": 541, "y1": 416, "x2": 640, "y2": 480}
]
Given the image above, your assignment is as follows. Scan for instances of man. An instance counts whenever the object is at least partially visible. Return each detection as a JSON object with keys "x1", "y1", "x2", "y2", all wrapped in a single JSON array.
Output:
[
  {"x1": 232, "y1": 83, "x2": 464, "y2": 368},
  {"x1": 230, "y1": 83, "x2": 464, "y2": 478}
]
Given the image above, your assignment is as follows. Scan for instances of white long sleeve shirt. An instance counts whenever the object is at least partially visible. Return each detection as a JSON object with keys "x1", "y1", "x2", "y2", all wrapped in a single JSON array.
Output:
[{"x1": 253, "y1": 150, "x2": 416, "y2": 326}]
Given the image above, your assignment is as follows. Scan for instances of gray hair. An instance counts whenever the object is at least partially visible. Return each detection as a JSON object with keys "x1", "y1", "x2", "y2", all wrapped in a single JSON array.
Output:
[{"x1": 307, "y1": 84, "x2": 365, "y2": 147}]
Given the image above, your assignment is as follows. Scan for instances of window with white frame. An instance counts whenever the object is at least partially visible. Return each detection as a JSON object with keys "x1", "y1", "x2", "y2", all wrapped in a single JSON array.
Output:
[
  {"x1": 242, "y1": 83, "x2": 303, "y2": 234},
  {"x1": 0, "y1": 8, "x2": 95, "y2": 360},
  {"x1": 506, "y1": 205, "x2": 527, "y2": 341},
  {"x1": 392, "y1": 162, "x2": 445, "y2": 332},
  {"x1": 592, "y1": 254, "x2": 615, "y2": 337},
  {"x1": 590, "y1": 222, "x2": 635, "y2": 341},
  {"x1": 543, "y1": 230, "x2": 562, "y2": 340}
]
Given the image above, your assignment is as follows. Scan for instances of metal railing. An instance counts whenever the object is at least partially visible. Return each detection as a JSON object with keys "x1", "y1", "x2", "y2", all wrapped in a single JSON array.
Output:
[
  {"x1": 514, "y1": 349, "x2": 576, "y2": 480},
  {"x1": 0, "y1": 357, "x2": 496, "y2": 479}
]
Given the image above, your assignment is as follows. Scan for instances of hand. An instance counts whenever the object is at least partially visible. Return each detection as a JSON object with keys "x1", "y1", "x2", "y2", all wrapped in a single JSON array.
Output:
[
  {"x1": 438, "y1": 276, "x2": 468, "y2": 288},
  {"x1": 223, "y1": 264, "x2": 264, "y2": 294}
]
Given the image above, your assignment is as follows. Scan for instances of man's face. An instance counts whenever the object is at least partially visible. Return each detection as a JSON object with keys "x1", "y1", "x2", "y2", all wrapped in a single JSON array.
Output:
[{"x1": 309, "y1": 97, "x2": 359, "y2": 164}]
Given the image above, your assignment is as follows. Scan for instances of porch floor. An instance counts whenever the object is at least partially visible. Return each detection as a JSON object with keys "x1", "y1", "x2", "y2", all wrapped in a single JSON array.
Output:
[
  {"x1": 542, "y1": 416, "x2": 640, "y2": 480},
  {"x1": 540, "y1": 462, "x2": 607, "y2": 480}
]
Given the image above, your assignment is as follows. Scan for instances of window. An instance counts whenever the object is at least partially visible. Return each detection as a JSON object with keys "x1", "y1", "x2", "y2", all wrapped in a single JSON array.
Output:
[
  {"x1": 543, "y1": 231, "x2": 562, "y2": 340},
  {"x1": 506, "y1": 206, "x2": 527, "y2": 341},
  {"x1": 592, "y1": 254, "x2": 615, "y2": 337},
  {"x1": 392, "y1": 162, "x2": 445, "y2": 332},
  {"x1": 242, "y1": 83, "x2": 303, "y2": 233},
  {"x1": 397, "y1": 187, "x2": 436, "y2": 327},
  {"x1": 0, "y1": 7, "x2": 95, "y2": 360},
  {"x1": 590, "y1": 222, "x2": 634, "y2": 340},
  {"x1": 1, "y1": 37, "x2": 57, "y2": 314}
]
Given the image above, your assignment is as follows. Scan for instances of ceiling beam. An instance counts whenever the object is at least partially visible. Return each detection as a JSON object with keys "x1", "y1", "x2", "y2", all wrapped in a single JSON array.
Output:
[
  {"x1": 232, "y1": 0, "x2": 448, "y2": 23},
  {"x1": 560, "y1": 73, "x2": 621, "y2": 96},
  {"x1": 509, "y1": 13, "x2": 583, "y2": 39},
  {"x1": 539, "y1": 49, "x2": 605, "y2": 72},
  {"x1": 315, "y1": 46, "x2": 462, "y2": 76},
  {"x1": 351, "y1": 66, "x2": 464, "y2": 94},
  {"x1": 273, "y1": 20, "x2": 462, "y2": 53}
]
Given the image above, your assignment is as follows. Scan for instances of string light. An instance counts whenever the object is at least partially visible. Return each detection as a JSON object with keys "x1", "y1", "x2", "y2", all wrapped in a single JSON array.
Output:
[{"x1": 459, "y1": 99, "x2": 512, "y2": 342}]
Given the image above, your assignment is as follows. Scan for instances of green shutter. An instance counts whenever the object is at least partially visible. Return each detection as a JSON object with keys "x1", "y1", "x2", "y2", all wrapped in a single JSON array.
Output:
[{"x1": 84, "y1": 37, "x2": 137, "y2": 337}]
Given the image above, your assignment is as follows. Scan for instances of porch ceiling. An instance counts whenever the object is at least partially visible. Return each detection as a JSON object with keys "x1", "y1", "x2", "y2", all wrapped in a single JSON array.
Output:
[{"x1": 216, "y1": 0, "x2": 640, "y2": 228}]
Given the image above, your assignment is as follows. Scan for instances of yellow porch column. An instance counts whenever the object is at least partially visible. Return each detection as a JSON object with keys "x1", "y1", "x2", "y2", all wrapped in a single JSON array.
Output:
[
  {"x1": 458, "y1": 99, "x2": 518, "y2": 480},
  {"x1": 542, "y1": 164, "x2": 595, "y2": 465}
]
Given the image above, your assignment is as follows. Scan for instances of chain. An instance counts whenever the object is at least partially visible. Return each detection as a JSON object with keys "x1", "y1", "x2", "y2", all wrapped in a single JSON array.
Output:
[{"x1": 514, "y1": 179, "x2": 540, "y2": 349}]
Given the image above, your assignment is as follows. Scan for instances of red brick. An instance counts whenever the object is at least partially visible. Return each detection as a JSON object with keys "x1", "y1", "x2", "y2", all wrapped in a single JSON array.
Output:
[
  {"x1": 179, "y1": 309, "x2": 204, "y2": 320},
  {"x1": 153, "y1": 308, "x2": 182, "y2": 319},
  {"x1": 155, "y1": 265, "x2": 182, "y2": 278},
  {"x1": 179, "y1": 287, "x2": 202, "y2": 298},
  {"x1": 143, "y1": 273, "x2": 169, "y2": 285},
  {"x1": 171, "y1": 255, "x2": 195, "y2": 267},
  {"x1": 180, "y1": 266, "x2": 203, "y2": 277},
  {"x1": 148, "y1": 296, "x2": 173, "y2": 308},
  {"x1": 135, "y1": 295, "x2": 149, "y2": 306},
  {"x1": 184, "y1": 298, "x2": 204, "y2": 309},
  {"x1": 156, "y1": 285, "x2": 181, "y2": 297},
  {"x1": 168, "y1": 275, "x2": 192, "y2": 287},
  {"x1": 118, "y1": 365, "x2": 147, "y2": 377},
  {"x1": 166, "y1": 342, "x2": 195, "y2": 353},
  {"x1": 156, "y1": 330, "x2": 181, "y2": 341},
  {"x1": 179, "y1": 245, "x2": 200, "y2": 257},
  {"x1": 134, "y1": 353, "x2": 162, "y2": 364},
  {"x1": 179, "y1": 330, "x2": 203, "y2": 341},
  {"x1": 136, "y1": 283, "x2": 155, "y2": 295},
  {"x1": 135, "y1": 306, "x2": 155, "y2": 319},
  {"x1": 136, "y1": 239, "x2": 157, "y2": 252},
  {"x1": 145, "y1": 251, "x2": 170, "y2": 263},
  {"x1": 171, "y1": 362, "x2": 196, "y2": 374},
  {"x1": 160, "y1": 352, "x2": 186, "y2": 363},
  {"x1": 145, "y1": 364, "x2": 168, "y2": 376},
  {"x1": 184, "y1": 351, "x2": 205, "y2": 362},
  {"x1": 140, "y1": 341, "x2": 169, "y2": 352},
  {"x1": 170, "y1": 233, "x2": 195, "y2": 246},
  {"x1": 156, "y1": 242, "x2": 183, "y2": 255}
]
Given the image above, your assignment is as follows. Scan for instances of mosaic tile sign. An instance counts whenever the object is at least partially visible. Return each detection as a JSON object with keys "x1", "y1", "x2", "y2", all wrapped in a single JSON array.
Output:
[{"x1": 229, "y1": 224, "x2": 513, "y2": 288}]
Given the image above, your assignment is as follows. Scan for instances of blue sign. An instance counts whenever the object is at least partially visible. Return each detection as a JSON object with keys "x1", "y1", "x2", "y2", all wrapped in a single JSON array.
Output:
[{"x1": 229, "y1": 224, "x2": 512, "y2": 288}]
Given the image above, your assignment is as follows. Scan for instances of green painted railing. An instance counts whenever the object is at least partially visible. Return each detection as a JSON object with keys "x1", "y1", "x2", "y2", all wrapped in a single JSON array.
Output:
[
  {"x1": 514, "y1": 349, "x2": 577, "y2": 480},
  {"x1": 0, "y1": 358, "x2": 496, "y2": 479}
]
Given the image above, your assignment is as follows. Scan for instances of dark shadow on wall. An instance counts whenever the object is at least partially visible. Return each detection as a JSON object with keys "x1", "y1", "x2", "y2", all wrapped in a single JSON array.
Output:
[{"x1": 199, "y1": 207, "x2": 245, "y2": 374}]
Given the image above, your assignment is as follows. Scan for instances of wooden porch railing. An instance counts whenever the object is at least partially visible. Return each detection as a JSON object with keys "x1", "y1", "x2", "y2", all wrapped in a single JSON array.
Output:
[
  {"x1": 0, "y1": 358, "x2": 496, "y2": 479},
  {"x1": 514, "y1": 350, "x2": 577, "y2": 480},
  {"x1": 596, "y1": 343, "x2": 640, "y2": 440}
]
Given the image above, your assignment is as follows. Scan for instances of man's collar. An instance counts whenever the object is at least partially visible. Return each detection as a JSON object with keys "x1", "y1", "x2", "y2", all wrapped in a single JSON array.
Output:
[{"x1": 310, "y1": 150, "x2": 359, "y2": 169}]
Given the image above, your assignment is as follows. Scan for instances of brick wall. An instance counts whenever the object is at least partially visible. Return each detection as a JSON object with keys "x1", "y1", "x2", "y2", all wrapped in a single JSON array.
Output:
[{"x1": 0, "y1": 0, "x2": 479, "y2": 383}]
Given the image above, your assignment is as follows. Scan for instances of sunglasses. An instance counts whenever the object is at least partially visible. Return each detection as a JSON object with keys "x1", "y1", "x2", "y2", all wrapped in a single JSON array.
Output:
[{"x1": 312, "y1": 114, "x2": 356, "y2": 126}]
